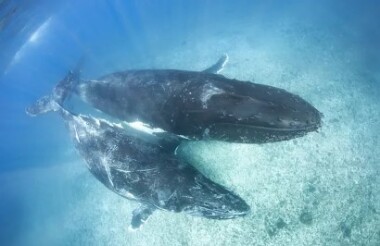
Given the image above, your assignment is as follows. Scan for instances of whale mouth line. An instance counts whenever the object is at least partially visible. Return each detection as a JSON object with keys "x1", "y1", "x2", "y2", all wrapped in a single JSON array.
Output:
[{"x1": 213, "y1": 122, "x2": 321, "y2": 133}]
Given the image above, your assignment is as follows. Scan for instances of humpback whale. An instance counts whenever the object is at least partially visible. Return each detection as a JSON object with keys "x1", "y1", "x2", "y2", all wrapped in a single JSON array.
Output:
[
  {"x1": 26, "y1": 76, "x2": 250, "y2": 230},
  {"x1": 28, "y1": 55, "x2": 322, "y2": 143}
]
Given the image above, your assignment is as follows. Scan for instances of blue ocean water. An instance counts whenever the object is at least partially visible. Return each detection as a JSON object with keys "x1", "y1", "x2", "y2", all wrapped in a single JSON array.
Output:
[{"x1": 0, "y1": 0, "x2": 379, "y2": 245}]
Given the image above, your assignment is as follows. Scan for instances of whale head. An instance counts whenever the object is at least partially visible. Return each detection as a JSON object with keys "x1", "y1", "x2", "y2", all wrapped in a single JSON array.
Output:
[
  {"x1": 182, "y1": 175, "x2": 250, "y2": 219},
  {"x1": 200, "y1": 82, "x2": 323, "y2": 143}
]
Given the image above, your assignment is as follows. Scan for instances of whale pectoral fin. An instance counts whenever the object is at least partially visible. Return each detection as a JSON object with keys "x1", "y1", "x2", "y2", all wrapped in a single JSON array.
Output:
[
  {"x1": 129, "y1": 204, "x2": 156, "y2": 231},
  {"x1": 202, "y1": 54, "x2": 229, "y2": 74}
]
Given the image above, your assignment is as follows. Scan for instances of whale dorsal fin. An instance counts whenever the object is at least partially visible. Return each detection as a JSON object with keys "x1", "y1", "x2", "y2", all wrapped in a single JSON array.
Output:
[
  {"x1": 202, "y1": 54, "x2": 229, "y2": 74},
  {"x1": 129, "y1": 204, "x2": 156, "y2": 231}
]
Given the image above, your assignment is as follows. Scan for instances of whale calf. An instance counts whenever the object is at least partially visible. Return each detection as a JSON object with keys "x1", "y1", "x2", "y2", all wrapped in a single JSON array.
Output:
[
  {"x1": 29, "y1": 55, "x2": 322, "y2": 143},
  {"x1": 26, "y1": 79, "x2": 250, "y2": 230}
]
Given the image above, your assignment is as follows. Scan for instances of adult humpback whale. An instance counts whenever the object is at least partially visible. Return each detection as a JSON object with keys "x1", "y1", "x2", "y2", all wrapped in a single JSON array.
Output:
[
  {"x1": 29, "y1": 55, "x2": 322, "y2": 143},
  {"x1": 26, "y1": 79, "x2": 250, "y2": 230}
]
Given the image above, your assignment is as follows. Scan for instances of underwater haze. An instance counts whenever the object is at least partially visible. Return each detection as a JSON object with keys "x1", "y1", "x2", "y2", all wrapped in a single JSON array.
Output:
[{"x1": 1, "y1": 0, "x2": 380, "y2": 245}]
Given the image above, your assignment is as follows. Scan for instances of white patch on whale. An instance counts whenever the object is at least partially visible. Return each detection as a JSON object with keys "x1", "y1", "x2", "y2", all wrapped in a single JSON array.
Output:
[
  {"x1": 74, "y1": 117, "x2": 101, "y2": 137},
  {"x1": 201, "y1": 84, "x2": 225, "y2": 109},
  {"x1": 115, "y1": 167, "x2": 158, "y2": 174},
  {"x1": 73, "y1": 125, "x2": 80, "y2": 143},
  {"x1": 126, "y1": 121, "x2": 165, "y2": 135},
  {"x1": 118, "y1": 188, "x2": 137, "y2": 200},
  {"x1": 99, "y1": 155, "x2": 114, "y2": 187}
]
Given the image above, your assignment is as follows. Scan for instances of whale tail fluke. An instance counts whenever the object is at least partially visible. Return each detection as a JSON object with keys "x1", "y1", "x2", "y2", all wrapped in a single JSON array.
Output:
[
  {"x1": 26, "y1": 95, "x2": 60, "y2": 116},
  {"x1": 26, "y1": 59, "x2": 83, "y2": 116}
]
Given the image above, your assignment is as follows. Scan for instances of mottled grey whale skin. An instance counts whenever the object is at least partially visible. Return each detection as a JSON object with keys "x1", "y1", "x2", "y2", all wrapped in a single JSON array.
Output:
[
  {"x1": 26, "y1": 78, "x2": 250, "y2": 229},
  {"x1": 75, "y1": 56, "x2": 322, "y2": 143},
  {"x1": 61, "y1": 108, "x2": 249, "y2": 229}
]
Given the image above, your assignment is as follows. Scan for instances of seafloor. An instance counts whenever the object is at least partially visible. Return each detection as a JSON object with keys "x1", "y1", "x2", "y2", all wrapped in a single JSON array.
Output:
[{"x1": 1, "y1": 4, "x2": 380, "y2": 246}]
